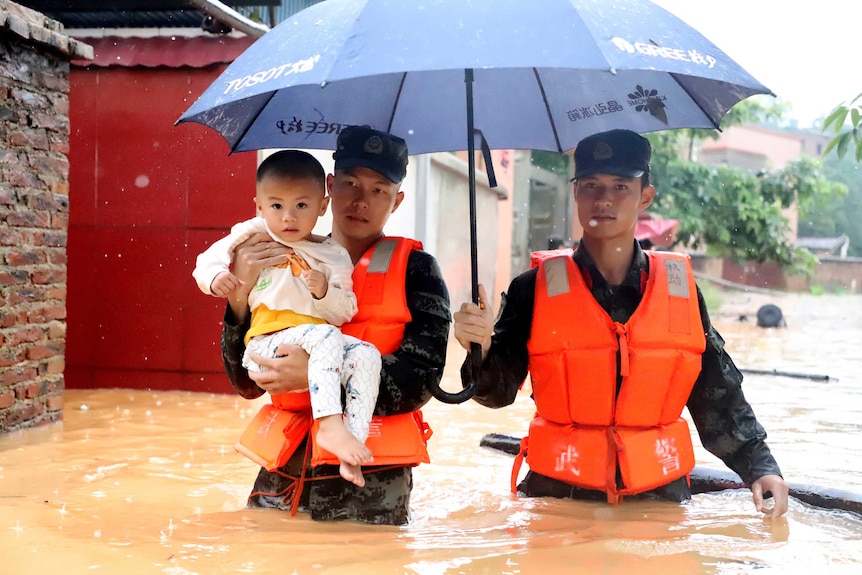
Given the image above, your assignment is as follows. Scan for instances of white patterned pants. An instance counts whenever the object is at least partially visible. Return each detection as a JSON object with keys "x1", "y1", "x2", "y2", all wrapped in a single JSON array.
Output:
[{"x1": 243, "y1": 324, "x2": 381, "y2": 443}]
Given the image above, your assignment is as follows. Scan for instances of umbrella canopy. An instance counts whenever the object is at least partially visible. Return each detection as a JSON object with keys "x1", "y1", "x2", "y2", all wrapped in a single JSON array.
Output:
[
  {"x1": 177, "y1": 0, "x2": 773, "y2": 155},
  {"x1": 177, "y1": 0, "x2": 773, "y2": 403}
]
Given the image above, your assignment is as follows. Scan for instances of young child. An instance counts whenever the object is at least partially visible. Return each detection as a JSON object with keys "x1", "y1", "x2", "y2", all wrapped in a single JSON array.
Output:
[{"x1": 193, "y1": 149, "x2": 380, "y2": 487}]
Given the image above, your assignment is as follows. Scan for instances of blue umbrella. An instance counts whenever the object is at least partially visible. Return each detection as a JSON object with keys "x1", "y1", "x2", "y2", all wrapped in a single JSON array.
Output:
[{"x1": 177, "y1": 0, "x2": 773, "y2": 403}]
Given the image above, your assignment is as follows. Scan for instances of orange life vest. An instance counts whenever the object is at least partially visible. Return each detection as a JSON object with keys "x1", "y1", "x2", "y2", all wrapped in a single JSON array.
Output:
[
  {"x1": 235, "y1": 237, "x2": 432, "y2": 470},
  {"x1": 514, "y1": 251, "x2": 706, "y2": 503}
]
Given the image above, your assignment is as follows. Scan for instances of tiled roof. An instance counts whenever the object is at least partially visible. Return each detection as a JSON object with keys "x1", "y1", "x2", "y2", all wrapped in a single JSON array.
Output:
[
  {"x1": 797, "y1": 235, "x2": 850, "y2": 252},
  {"x1": 72, "y1": 34, "x2": 255, "y2": 68},
  {"x1": 1, "y1": 0, "x2": 93, "y2": 59}
]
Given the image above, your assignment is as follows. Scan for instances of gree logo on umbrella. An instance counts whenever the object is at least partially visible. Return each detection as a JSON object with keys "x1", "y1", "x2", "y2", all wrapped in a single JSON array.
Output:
[
  {"x1": 275, "y1": 117, "x2": 345, "y2": 136},
  {"x1": 610, "y1": 37, "x2": 717, "y2": 69}
]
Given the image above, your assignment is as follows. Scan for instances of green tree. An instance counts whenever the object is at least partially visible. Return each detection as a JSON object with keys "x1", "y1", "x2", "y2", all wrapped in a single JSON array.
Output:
[
  {"x1": 650, "y1": 155, "x2": 838, "y2": 274},
  {"x1": 799, "y1": 151, "x2": 862, "y2": 257},
  {"x1": 822, "y1": 93, "x2": 862, "y2": 161},
  {"x1": 645, "y1": 99, "x2": 845, "y2": 274}
]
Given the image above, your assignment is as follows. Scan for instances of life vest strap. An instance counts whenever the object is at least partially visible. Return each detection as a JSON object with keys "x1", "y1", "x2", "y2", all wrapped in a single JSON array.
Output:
[
  {"x1": 511, "y1": 435, "x2": 529, "y2": 494},
  {"x1": 247, "y1": 448, "x2": 406, "y2": 517},
  {"x1": 292, "y1": 432, "x2": 314, "y2": 515},
  {"x1": 613, "y1": 322, "x2": 630, "y2": 377},
  {"x1": 606, "y1": 427, "x2": 624, "y2": 504}
]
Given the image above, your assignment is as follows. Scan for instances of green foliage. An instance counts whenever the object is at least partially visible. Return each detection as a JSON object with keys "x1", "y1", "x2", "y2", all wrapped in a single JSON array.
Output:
[
  {"x1": 650, "y1": 156, "x2": 833, "y2": 275},
  {"x1": 530, "y1": 150, "x2": 571, "y2": 174},
  {"x1": 697, "y1": 280, "x2": 723, "y2": 313},
  {"x1": 762, "y1": 156, "x2": 846, "y2": 214},
  {"x1": 645, "y1": 97, "x2": 842, "y2": 274},
  {"x1": 801, "y1": 151, "x2": 862, "y2": 257},
  {"x1": 822, "y1": 92, "x2": 862, "y2": 162}
]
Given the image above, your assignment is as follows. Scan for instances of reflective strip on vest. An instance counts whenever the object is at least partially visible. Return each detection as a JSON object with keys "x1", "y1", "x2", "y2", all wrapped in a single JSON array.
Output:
[
  {"x1": 539, "y1": 252, "x2": 694, "y2": 302},
  {"x1": 368, "y1": 238, "x2": 397, "y2": 273},
  {"x1": 544, "y1": 256, "x2": 570, "y2": 297}
]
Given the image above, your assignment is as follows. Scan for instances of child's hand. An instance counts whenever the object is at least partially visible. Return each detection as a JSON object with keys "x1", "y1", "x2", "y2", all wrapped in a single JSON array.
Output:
[
  {"x1": 210, "y1": 271, "x2": 244, "y2": 298},
  {"x1": 301, "y1": 269, "x2": 328, "y2": 299}
]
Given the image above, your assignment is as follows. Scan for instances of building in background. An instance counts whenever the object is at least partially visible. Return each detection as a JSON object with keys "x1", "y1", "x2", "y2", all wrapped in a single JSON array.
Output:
[
  {"x1": 10, "y1": 1, "x2": 855, "y2": 416},
  {"x1": 11, "y1": 0, "x2": 506, "y2": 397}
]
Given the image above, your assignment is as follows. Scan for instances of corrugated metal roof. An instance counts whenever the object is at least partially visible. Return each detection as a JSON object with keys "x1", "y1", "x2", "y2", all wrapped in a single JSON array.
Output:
[
  {"x1": 51, "y1": 10, "x2": 205, "y2": 28},
  {"x1": 15, "y1": 1, "x2": 320, "y2": 29},
  {"x1": 72, "y1": 35, "x2": 256, "y2": 68}
]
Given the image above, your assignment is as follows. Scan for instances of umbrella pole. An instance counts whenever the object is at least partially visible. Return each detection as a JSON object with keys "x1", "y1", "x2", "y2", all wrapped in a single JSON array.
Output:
[{"x1": 428, "y1": 69, "x2": 480, "y2": 405}]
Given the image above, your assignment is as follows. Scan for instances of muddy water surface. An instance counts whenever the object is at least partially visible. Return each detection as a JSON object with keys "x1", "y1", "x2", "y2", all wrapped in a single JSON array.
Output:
[{"x1": 1, "y1": 291, "x2": 861, "y2": 574}]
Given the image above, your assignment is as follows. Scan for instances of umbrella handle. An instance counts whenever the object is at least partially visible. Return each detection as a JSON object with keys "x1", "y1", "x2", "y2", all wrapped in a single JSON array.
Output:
[
  {"x1": 426, "y1": 69, "x2": 482, "y2": 406},
  {"x1": 430, "y1": 379, "x2": 477, "y2": 405},
  {"x1": 429, "y1": 341, "x2": 481, "y2": 404}
]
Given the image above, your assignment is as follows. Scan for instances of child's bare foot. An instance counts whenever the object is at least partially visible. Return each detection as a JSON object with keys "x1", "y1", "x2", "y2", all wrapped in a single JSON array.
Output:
[
  {"x1": 316, "y1": 415, "x2": 373, "y2": 466},
  {"x1": 340, "y1": 461, "x2": 366, "y2": 487}
]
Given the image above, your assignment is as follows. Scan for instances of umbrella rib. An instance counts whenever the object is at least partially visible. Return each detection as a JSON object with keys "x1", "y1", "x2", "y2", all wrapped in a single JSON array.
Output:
[
  {"x1": 532, "y1": 68, "x2": 563, "y2": 152},
  {"x1": 229, "y1": 91, "x2": 278, "y2": 154},
  {"x1": 386, "y1": 73, "x2": 408, "y2": 134},
  {"x1": 668, "y1": 72, "x2": 722, "y2": 131}
]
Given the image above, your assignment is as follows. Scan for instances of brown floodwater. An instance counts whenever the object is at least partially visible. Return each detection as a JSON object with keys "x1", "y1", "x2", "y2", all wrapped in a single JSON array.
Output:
[{"x1": 2, "y1": 290, "x2": 861, "y2": 575}]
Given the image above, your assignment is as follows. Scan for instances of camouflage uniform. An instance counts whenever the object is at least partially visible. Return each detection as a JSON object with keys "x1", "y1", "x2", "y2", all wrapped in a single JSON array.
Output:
[
  {"x1": 461, "y1": 241, "x2": 782, "y2": 502},
  {"x1": 223, "y1": 249, "x2": 451, "y2": 524}
]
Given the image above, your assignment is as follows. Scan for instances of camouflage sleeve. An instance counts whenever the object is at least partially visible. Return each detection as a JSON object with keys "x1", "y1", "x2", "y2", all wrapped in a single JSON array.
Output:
[
  {"x1": 687, "y1": 287, "x2": 783, "y2": 484},
  {"x1": 220, "y1": 305, "x2": 265, "y2": 400},
  {"x1": 374, "y1": 250, "x2": 451, "y2": 416},
  {"x1": 460, "y1": 268, "x2": 536, "y2": 408}
]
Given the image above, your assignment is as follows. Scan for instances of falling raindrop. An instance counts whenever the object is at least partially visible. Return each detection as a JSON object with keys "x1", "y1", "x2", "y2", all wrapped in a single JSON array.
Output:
[
  {"x1": 134, "y1": 174, "x2": 150, "y2": 188},
  {"x1": 588, "y1": 219, "x2": 598, "y2": 227}
]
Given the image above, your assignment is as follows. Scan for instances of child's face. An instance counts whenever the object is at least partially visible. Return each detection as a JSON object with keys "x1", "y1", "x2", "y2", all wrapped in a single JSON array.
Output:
[{"x1": 255, "y1": 174, "x2": 328, "y2": 243}]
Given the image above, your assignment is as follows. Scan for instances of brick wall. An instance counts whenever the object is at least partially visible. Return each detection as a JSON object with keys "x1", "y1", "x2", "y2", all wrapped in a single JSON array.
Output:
[
  {"x1": 0, "y1": 1, "x2": 91, "y2": 433},
  {"x1": 785, "y1": 256, "x2": 862, "y2": 294},
  {"x1": 691, "y1": 253, "x2": 862, "y2": 294}
]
